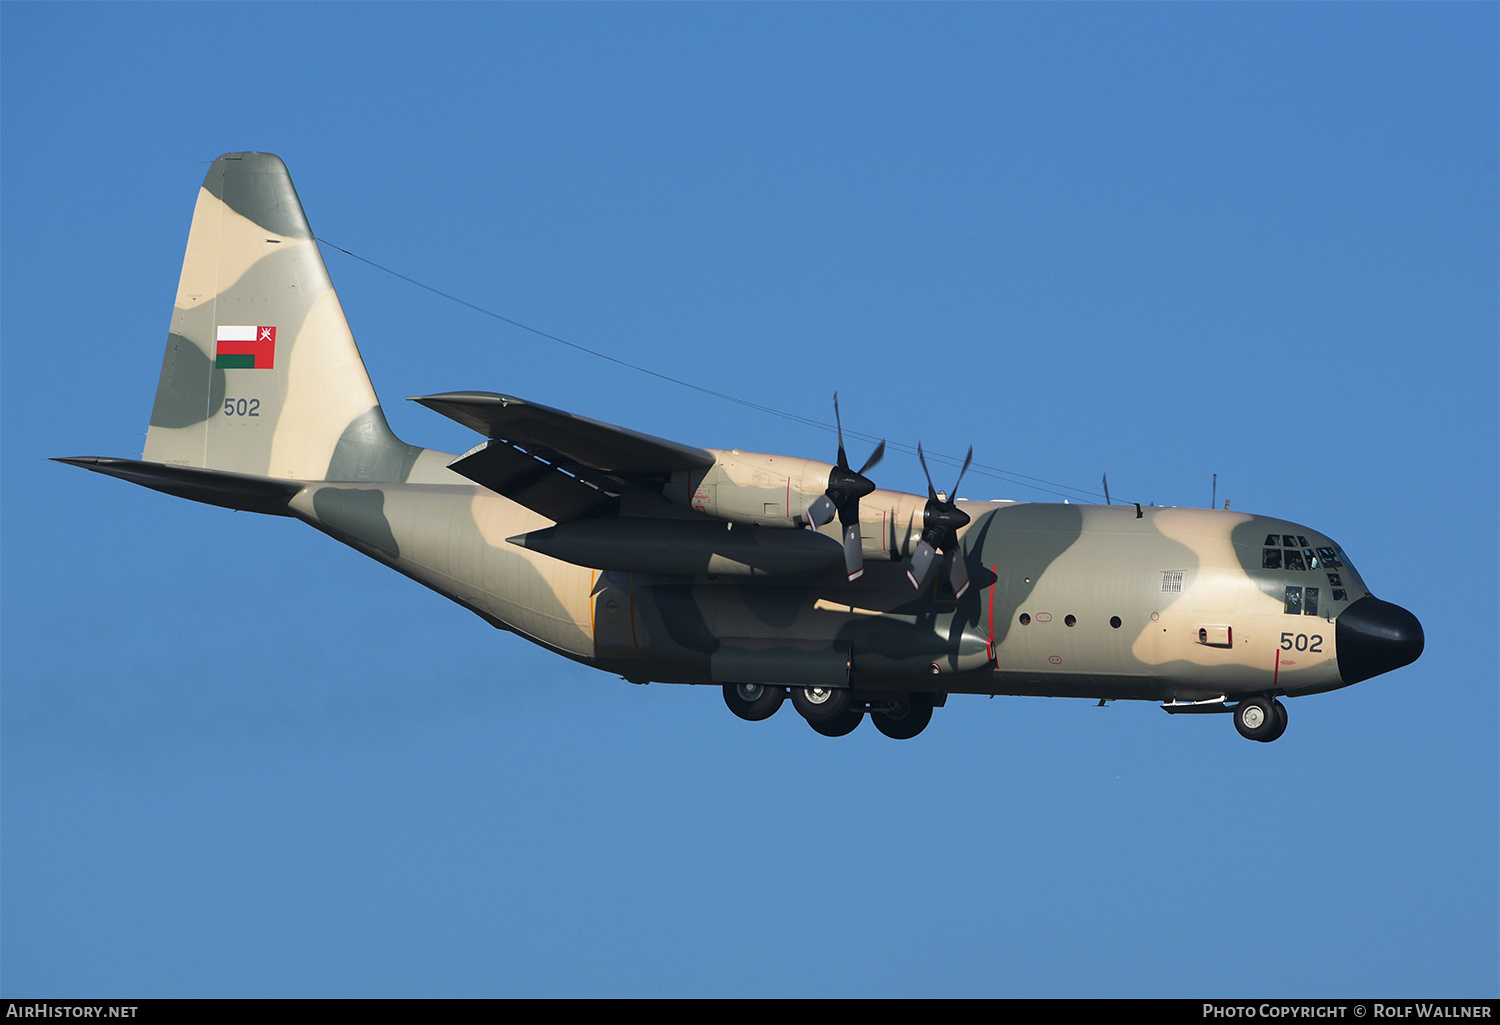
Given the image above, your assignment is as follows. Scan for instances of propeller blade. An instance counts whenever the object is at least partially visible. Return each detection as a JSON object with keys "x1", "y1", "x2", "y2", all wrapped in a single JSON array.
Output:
[
  {"x1": 906, "y1": 540, "x2": 938, "y2": 591},
  {"x1": 948, "y1": 549, "x2": 971, "y2": 600},
  {"x1": 843, "y1": 522, "x2": 864, "y2": 581},
  {"x1": 857, "y1": 439, "x2": 885, "y2": 477},
  {"x1": 806, "y1": 493, "x2": 836, "y2": 529},
  {"x1": 952, "y1": 446, "x2": 973, "y2": 497},
  {"x1": 917, "y1": 442, "x2": 936, "y2": 501},
  {"x1": 832, "y1": 393, "x2": 849, "y2": 470}
]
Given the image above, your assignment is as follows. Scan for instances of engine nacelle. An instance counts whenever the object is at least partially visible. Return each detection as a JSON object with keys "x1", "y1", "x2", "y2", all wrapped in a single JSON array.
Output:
[
  {"x1": 661, "y1": 448, "x2": 933, "y2": 562},
  {"x1": 663, "y1": 449, "x2": 831, "y2": 528}
]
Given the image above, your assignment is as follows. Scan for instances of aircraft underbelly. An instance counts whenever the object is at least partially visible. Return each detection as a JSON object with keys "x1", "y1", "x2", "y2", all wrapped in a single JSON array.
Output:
[{"x1": 291, "y1": 483, "x2": 598, "y2": 658}]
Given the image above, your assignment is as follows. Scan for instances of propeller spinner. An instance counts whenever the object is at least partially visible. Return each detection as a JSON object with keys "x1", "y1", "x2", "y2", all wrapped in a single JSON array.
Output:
[
  {"x1": 805, "y1": 395, "x2": 885, "y2": 581},
  {"x1": 905, "y1": 443, "x2": 974, "y2": 598}
]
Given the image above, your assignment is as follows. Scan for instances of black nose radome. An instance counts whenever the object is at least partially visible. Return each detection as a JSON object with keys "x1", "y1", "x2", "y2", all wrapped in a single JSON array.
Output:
[{"x1": 1337, "y1": 595, "x2": 1424, "y2": 685}]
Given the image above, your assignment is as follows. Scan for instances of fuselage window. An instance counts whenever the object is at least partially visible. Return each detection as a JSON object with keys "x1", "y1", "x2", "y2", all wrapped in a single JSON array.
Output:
[
  {"x1": 1263, "y1": 548, "x2": 1282, "y2": 570},
  {"x1": 1304, "y1": 587, "x2": 1319, "y2": 616},
  {"x1": 1284, "y1": 586, "x2": 1303, "y2": 615}
]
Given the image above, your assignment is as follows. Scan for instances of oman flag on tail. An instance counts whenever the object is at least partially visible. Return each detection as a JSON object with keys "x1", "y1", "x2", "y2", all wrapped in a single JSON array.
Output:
[{"x1": 215, "y1": 325, "x2": 276, "y2": 369}]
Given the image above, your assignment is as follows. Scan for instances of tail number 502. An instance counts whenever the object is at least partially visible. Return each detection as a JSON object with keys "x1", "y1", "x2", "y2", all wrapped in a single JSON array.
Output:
[
  {"x1": 223, "y1": 398, "x2": 260, "y2": 417},
  {"x1": 1281, "y1": 632, "x2": 1323, "y2": 653}
]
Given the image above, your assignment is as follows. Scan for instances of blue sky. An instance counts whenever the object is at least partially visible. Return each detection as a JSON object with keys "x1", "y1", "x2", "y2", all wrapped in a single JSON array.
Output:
[{"x1": 3, "y1": 2, "x2": 1496, "y2": 998}]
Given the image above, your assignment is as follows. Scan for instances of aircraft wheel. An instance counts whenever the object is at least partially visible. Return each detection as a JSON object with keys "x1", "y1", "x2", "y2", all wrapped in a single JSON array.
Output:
[
  {"x1": 722, "y1": 682, "x2": 785, "y2": 722},
  {"x1": 1234, "y1": 696, "x2": 1279, "y2": 743},
  {"x1": 1264, "y1": 698, "x2": 1289, "y2": 742},
  {"x1": 791, "y1": 685, "x2": 851, "y2": 723},
  {"x1": 873, "y1": 693, "x2": 934, "y2": 740},
  {"x1": 809, "y1": 707, "x2": 864, "y2": 737}
]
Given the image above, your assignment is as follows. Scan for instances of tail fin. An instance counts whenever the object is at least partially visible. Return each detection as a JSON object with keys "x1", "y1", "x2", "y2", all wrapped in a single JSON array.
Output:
[{"x1": 143, "y1": 152, "x2": 420, "y2": 483}]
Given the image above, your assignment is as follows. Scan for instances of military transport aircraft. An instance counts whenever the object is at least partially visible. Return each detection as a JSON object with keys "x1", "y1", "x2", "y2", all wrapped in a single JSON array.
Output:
[{"x1": 59, "y1": 153, "x2": 1424, "y2": 742}]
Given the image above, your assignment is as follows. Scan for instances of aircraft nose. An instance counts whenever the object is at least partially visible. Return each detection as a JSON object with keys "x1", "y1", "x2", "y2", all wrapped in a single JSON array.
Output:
[{"x1": 1336, "y1": 595, "x2": 1424, "y2": 685}]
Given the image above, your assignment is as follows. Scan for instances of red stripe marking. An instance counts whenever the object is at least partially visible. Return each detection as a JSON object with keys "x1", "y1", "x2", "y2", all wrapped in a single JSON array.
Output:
[{"x1": 987, "y1": 565, "x2": 996, "y2": 661}]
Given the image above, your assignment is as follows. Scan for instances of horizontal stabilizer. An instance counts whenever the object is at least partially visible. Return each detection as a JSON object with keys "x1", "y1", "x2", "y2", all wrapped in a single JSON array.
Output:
[
  {"x1": 56, "y1": 457, "x2": 302, "y2": 516},
  {"x1": 412, "y1": 392, "x2": 714, "y2": 474}
]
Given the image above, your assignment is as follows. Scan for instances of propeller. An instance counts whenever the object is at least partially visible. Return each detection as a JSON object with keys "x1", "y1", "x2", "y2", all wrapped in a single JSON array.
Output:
[
  {"x1": 905, "y1": 443, "x2": 974, "y2": 598},
  {"x1": 805, "y1": 394, "x2": 885, "y2": 581}
]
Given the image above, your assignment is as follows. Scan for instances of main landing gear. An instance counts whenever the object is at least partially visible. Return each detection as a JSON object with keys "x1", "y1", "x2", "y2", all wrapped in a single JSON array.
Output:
[
  {"x1": 1233, "y1": 696, "x2": 1288, "y2": 743},
  {"x1": 721, "y1": 684, "x2": 936, "y2": 740},
  {"x1": 722, "y1": 682, "x2": 785, "y2": 721}
]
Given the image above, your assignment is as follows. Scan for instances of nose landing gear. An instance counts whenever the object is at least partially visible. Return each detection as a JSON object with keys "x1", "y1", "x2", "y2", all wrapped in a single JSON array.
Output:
[{"x1": 1234, "y1": 696, "x2": 1288, "y2": 743}]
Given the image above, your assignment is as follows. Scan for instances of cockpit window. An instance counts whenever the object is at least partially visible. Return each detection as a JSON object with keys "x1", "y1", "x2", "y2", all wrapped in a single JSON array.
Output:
[
  {"x1": 1262, "y1": 548, "x2": 1283, "y2": 570},
  {"x1": 1304, "y1": 548, "x2": 1319, "y2": 569},
  {"x1": 1265, "y1": 534, "x2": 1281, "y2": 546},
  {"x1": 1283, "y1": 584, "x2": 1328, "y2": 615},
  {"x1": 1297, "y1": 535, "x2": 1310, "y2": 548},
  {"x1": 1284, "y1": 549, "x2": 1307, "y2": 571}
]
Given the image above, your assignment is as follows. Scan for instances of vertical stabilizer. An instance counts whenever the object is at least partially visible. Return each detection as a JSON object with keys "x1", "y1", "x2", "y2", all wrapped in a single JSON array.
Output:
[{"x1": 143, "y1": 153, "x2": 420, "y2": 482}]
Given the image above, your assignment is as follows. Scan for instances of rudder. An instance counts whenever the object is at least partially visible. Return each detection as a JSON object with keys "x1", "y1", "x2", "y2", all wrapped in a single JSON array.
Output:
[{"x1": 143, "y1": 152, "x2": 420, "y2": 483}]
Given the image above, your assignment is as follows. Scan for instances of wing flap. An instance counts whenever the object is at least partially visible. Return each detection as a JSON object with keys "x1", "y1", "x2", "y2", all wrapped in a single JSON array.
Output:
[
  {"x1": 447, "y1": 441, "x2": 617, "y2": 522},
  {"x1": 411, "y1": 392, "x2": 714, "y2": 473}
]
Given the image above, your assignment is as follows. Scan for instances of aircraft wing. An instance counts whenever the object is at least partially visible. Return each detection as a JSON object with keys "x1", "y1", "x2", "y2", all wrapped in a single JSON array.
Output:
[{"x1": 411, "y1": 391, "x2": 715, "y2": 522}]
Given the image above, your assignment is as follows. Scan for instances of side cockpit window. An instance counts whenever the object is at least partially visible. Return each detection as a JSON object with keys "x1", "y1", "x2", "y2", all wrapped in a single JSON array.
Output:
[
  {"x1": 1263, "y1": 548, "x2": 1283, "y2": 570},
  {"x1": 1284, "y1": 584, "x2": 1324, "y2": 615}
]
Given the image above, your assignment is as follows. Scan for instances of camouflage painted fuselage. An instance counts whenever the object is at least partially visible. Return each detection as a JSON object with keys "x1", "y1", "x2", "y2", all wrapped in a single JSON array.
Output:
[
  {"x1": 292, "y1": 475, "x2": 1369, "y2": 702},
  {"x1": 62, "y1": 153, "x2": 1424, "y2": 739}
]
